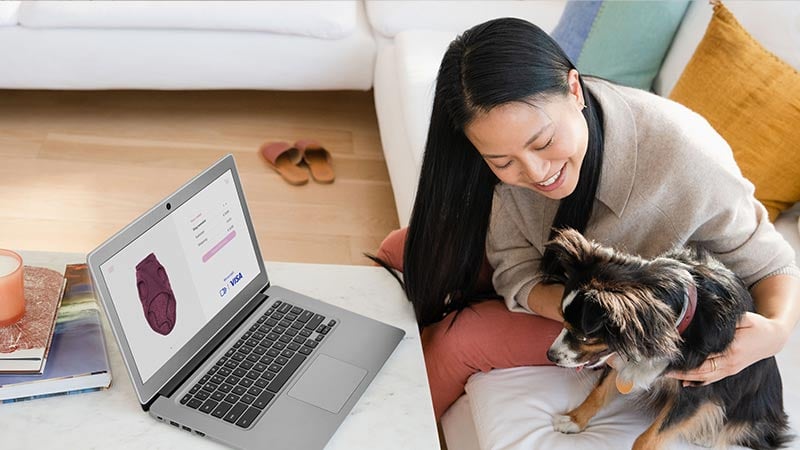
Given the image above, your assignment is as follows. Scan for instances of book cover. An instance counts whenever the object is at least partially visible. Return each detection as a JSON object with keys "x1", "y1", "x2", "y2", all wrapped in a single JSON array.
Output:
[
  {"x1": 0, "y1": 266, "x2": 65, "y2": 373},
  {"x1": 0, "y1": 263, "x2": 112, "y2": 402}
]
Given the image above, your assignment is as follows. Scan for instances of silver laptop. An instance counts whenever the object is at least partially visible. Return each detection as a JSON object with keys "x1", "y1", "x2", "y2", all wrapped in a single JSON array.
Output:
[{"x1": 87, "y1": 154, "x2": 405, "y2": 449}]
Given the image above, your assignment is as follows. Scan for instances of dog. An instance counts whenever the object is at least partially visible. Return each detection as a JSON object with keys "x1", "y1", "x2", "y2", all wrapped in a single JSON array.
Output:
[{"x1": 543, "y1": 229, "x2": 790, "y2": 450}]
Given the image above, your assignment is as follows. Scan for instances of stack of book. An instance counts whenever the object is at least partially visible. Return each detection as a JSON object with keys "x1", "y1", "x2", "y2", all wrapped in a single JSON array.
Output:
[{"x1": 0, "y1": 263, "x2": 112, "y2": 403}]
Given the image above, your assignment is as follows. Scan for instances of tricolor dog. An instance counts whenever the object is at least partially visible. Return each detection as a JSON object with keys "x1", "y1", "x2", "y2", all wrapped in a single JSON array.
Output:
[{"x1": 544, "y1": 229, "x2": 790, "y2": 450}]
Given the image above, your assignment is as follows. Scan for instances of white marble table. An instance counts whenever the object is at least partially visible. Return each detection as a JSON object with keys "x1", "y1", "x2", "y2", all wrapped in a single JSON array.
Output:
[{"x1": 0, "y1": 251, "x2": 439, "y2": 450}]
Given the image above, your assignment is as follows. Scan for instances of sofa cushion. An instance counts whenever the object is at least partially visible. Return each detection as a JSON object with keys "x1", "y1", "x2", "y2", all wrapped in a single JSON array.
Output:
[
  {"x1": 550, "y1": 0, "x2": 689, "y2": 91},
  {"x1": 365, "y1": 0, "x2": 565, "y2": 38},
  {"x1": 17, "y1": 0, "x2": 358, "y2": 39},
  {"x1": 0, "y1": 1, "x2": 19, "y2": 27},
  {"x1": 464, "y1": 366, "x2": 746, "y2": 449},
  {"x1": 669, "y1": 2, "x2": 800, "y2": 221}
]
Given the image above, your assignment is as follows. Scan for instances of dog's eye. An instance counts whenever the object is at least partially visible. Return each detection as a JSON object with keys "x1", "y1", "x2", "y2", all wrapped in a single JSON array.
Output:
[{"x1": 575, "y1": 334, "x2": 588, "y2": 343}]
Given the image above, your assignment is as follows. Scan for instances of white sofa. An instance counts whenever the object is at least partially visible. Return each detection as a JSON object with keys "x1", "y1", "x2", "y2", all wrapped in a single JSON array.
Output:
[
  {"x1": 2, "y1": 1, "x2": 800, "y2": 448},
  {"x1": 369, "y1": 1, "x2": 800, "y2": 449}
]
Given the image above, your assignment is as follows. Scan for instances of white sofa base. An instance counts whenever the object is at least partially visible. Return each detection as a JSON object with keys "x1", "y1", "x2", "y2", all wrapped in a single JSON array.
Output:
[
  {"x1": 0, "y1": 27, "x2": 374, "y2": 91},
  {"x1": 441, "y1": 396, "x2": 481, "y2": 450}
]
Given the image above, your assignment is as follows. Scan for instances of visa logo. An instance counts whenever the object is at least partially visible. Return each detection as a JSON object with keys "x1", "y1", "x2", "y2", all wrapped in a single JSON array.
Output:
[{"x1": 229, "y1": 272, "x2": 244, "y2": 287}]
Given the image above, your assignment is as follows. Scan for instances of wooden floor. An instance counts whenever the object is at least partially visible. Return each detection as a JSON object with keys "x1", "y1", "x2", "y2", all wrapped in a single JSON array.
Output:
[{"x1": 0, "y1": 89, "x2": 399, "y2": 265}]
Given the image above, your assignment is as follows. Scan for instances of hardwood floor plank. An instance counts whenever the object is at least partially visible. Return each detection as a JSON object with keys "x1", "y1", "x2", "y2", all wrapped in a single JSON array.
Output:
[
  {"x1": 0, "y1": 217, "x2": 127, "y2": 254},
  {"x1": 259, "y1": 232, "x2": 353, "y2": 265},
  {"x1": 0, "y1": 89, "x2": 399, "y2": 265},
  {"x1": 349, "y1": 234, "x2": 391, "y2": 266}
]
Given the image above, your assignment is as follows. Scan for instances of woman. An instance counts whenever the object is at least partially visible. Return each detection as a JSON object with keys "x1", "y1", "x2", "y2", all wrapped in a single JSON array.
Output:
[{"x1": 376, "y1": 17, "x2": 800, "y2": 419}]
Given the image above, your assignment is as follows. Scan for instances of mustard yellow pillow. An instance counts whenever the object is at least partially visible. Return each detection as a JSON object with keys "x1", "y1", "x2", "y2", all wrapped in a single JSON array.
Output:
[{"x1": 670, "y1": 2, "x2": 800, "y2": 221}]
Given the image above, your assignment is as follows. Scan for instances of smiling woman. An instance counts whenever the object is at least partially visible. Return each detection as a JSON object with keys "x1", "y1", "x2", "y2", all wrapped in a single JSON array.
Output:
[
  {"x1": 372, "y1": 16, "x2": 800, "y2": 422},
  {"x1": 465, "y1": 75, "x2": 589, "y2": 200},
  {"x1": 401, "y1": 18, "x2": 606, "y2": 332}
]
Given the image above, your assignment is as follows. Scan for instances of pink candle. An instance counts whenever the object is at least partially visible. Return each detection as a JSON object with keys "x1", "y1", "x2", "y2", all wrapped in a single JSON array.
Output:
[{"x1": 0, "y1": 250, "x2": 24, "y2": 327}]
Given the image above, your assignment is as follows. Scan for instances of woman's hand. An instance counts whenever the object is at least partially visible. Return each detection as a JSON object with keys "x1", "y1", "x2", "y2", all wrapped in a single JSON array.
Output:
[
  {"x1": 666, "y1": 312, "x2": 788, "y2": 387},
  {"x1": 527, "y1": 282, "x2": 566, "y2": 322}
]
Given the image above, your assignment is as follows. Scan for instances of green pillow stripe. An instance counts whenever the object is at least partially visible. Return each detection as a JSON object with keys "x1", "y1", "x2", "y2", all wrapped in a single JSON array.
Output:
[{"x1": 551, "y1": 1, "x2": 690, "y2": 91}]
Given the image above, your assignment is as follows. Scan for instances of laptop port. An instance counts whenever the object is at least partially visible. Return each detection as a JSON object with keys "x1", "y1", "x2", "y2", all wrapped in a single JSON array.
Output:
[
  {"x1": 170, "y1": 421, "x2": 179, "y2": 427},
  {"x1": 195, "y1": 431, "x2": 206, "y2": 437},
  {"x1": 182, "y1": 426, "x2": 191, "y2": 432}
]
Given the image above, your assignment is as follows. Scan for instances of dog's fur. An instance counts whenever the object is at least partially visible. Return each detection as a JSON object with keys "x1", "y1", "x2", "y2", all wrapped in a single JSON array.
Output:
[{"x1": 544, "y1": 229, "x2": 791, "y2": 450}]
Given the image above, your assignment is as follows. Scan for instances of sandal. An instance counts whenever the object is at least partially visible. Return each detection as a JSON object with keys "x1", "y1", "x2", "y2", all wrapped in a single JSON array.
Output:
[
  {"x1": 259, "y1": 141, "x2": 309, "y2": 186},
  {"x1": 295, "y1": 139, "x2": 335, "y2": 184}
]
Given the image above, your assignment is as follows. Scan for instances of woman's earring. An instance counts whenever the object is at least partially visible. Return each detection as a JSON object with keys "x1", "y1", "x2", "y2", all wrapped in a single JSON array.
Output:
[{"x1": 579, "y1": 102, "x2": 587, "y2": 110}]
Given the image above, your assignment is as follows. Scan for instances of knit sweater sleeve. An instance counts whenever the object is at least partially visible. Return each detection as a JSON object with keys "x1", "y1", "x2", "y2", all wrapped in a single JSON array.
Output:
[
  {"x1": 647, "y1": 107, "x2": 797, "y2": 287},
  {"x1": 485, "y1": 188, "x2": 543, "y2": 314},
  {"x1": 688, "y1": 166, "x2": 796, "y2": 287}
]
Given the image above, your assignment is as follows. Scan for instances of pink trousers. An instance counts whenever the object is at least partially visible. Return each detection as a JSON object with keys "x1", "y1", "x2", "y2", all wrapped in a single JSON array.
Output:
[{"x1": 376, "y1": 228, "x2": 562, "y2": 419}]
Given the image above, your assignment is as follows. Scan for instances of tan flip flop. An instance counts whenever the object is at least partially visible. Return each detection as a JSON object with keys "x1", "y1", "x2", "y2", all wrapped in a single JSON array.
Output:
[
  {"x1": 260, "y1": 141, "x2": 309, "y2": 186},
  {"x1": 295, "y1": 139, "x2": 335, "y2": 184}
]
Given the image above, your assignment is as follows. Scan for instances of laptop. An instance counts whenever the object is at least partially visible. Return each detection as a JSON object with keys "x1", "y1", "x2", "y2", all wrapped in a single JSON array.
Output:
[{"x1": 87, "y1": 154, "x2": 405, "y2": 449}]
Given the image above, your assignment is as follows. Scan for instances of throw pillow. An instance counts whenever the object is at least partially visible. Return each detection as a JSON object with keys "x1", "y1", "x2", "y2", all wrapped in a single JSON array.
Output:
[
  {"x1": 670, "y1": 2, "x2": 800, "y2": 221},
  {"x1": 550, "y1": 0, "x2": 689, "y2": 91}
]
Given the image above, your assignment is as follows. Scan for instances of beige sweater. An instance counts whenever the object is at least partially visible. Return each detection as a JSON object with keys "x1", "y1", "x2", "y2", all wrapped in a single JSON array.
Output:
[{"x1": 487, "y1": 79, "x2": 796, "y2": 314}]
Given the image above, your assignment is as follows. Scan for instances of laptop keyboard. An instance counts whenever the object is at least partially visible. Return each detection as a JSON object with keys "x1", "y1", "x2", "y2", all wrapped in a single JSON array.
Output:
[{"x1": 179, "y1": 299, "x2": 336, "y2": 428}]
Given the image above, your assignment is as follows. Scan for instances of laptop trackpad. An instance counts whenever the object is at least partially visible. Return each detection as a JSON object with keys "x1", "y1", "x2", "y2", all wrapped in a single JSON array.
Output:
[{"x1": 288, "y1": 354, "x2": 367, "y2": 414}]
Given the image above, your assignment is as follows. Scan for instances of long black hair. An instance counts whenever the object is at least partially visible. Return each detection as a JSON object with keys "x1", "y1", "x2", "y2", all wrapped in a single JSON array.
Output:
[{"x1": 399, "y1": 18, "x2": 605, "y2": 328}]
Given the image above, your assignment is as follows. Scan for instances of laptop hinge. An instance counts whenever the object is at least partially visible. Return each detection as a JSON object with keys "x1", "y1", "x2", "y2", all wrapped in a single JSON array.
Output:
[{"x1": 147, "y1": 287, "x2": 271, "y2": 410}]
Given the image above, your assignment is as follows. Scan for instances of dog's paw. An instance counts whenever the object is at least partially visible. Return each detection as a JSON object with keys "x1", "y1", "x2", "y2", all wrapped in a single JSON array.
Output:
[{"x1": 552, "y1": 414, "x2": 582, "y2": 434}]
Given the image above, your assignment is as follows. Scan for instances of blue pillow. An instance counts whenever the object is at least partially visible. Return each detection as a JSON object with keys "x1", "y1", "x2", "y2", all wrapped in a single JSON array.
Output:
[{"x1": 551, "y1": 0, "x2": 690, "y2": 90}]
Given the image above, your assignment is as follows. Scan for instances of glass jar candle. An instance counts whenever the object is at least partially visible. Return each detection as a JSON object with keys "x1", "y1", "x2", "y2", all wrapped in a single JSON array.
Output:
[{"x1": 0, "y1": 250, "x2": 25, "y2": 327}]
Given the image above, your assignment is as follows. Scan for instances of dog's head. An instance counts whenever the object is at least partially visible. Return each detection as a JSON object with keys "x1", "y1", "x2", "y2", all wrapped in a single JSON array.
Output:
[{"x1": 544, "y1": 229, "x2": 692, "y2": 369}]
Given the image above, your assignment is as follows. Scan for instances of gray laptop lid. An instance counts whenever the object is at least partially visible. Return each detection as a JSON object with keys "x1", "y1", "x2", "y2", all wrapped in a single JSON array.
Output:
[{"x1": 87, "y1": 154, "x2": 270, "y2": 405}]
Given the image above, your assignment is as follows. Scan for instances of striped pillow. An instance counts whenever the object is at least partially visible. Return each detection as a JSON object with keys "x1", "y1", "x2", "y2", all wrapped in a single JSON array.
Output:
[{"x1": 551, "y1": 0, "x2": 689, "y2": 91}]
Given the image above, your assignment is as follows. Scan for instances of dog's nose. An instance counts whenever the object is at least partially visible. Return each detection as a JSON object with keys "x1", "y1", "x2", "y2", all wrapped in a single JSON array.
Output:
[{"x1": 546, "y1": 349, "x2": 558, "y2": 363}]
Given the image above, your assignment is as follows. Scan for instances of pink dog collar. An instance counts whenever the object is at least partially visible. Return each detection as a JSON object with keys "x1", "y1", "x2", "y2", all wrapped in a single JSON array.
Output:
[{"x1": 675, "y1": 283, "x2": 697, "y2": 335}]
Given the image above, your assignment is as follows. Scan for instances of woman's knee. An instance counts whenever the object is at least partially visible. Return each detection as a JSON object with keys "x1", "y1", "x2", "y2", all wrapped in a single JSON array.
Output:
[
  {"x1": 421, "y1": 301, "x2": 515, "y2": 371},
  {"x1": 375, "y1": 227, "x2": 408, "y2": 272},
  {"x1": 375, "y1": 227, "x2": 495, "y2": 293}
]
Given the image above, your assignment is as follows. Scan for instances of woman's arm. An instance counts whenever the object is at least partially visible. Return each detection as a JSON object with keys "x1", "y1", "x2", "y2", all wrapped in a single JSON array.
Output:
[
  {"x1": 486, "y1": 189, "x2": 552, "y2": 314},
  {"x1": 660, "y1": 118, "x2": 799, "y2": 384},
  {"x1": 668, "y1": 273, "x2": 800, "y2": 386},
  {"x1": 751, "y1": 273, "x2": 800, "y2": 338}
]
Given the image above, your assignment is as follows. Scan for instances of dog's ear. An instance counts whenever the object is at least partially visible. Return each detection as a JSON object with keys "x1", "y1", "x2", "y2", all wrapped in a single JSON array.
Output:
[
  {"x1": 544, "y1": 228, "x2": 600, "y2": 276},
  {"x1": 591, "y1": 288, "x2": 680, "y2": 361}
]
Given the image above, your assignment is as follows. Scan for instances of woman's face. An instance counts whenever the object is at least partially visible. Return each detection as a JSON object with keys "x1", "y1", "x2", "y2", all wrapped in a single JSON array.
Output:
[{"x1": 464, "y1": 71, "x2": 589, "y2": 200}]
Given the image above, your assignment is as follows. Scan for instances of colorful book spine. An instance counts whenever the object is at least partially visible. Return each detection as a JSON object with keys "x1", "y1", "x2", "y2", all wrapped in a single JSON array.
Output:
[{"x1": 0, "y1": 263, "x2": 112, "y2": 402}]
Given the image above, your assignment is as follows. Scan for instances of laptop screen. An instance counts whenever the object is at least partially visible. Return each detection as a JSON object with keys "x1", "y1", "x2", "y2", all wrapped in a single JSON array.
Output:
[{"x1": 99, "y1": 169, "x2": 261, "y2": 383}]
